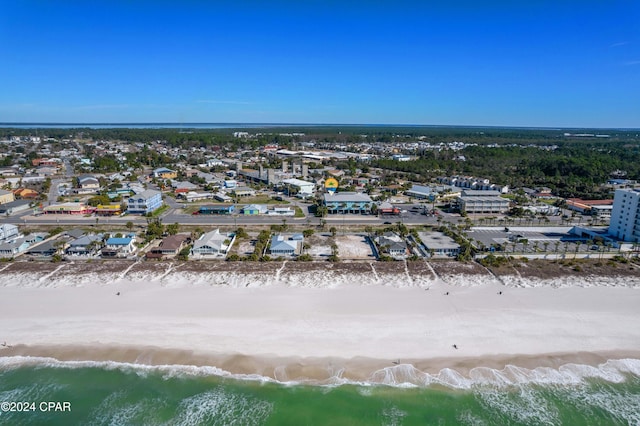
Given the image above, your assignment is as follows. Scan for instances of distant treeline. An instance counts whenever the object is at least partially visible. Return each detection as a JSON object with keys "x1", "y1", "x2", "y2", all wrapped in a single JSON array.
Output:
[{"x1": 371, "y1": 141, "x2": 640, "y2": 199}]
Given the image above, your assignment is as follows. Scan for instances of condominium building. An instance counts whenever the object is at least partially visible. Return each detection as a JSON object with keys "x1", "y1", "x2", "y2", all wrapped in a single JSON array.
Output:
[{"x1": 609, "y1": 188, "x2": 640, "y2": 242}]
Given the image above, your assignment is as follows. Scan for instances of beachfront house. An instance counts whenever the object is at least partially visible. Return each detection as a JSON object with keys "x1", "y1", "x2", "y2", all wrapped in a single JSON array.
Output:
[
  {"x1": 375, "y1": 232, "x2": 408, "y2": 258},
  {"x1": 126, "y1": 189, "x2": 163, "y2": 215},
  {"x1": 0, "y1": 238, "x2": 31, "y2": 258},
  {"x1": 66, "y1": 234, "x2": 104, "y2": 257},
  {"x1": 26, "y1": 240, "x2": 60, "y2": 258},
  {"x1": 0, "y1": 223, "x2": 20, "y2": 242},
  {"x1": 146, "y1": 234, "x2": 189, "y2": 259},
  {"x1": 191, "y1": 229, "x2": 234, "y2": 258},
  {"x1": 269, "y1": 234, "x2": 303, "y2": 256},
  {"x1": 101, "y1": 236, "x2": 136, "y2": 258}
]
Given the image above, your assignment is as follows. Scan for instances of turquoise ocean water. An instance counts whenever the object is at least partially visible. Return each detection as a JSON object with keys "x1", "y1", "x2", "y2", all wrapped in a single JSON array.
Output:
[{"x1": 1, "y1": 357, "x2": 639, "y2": 425}]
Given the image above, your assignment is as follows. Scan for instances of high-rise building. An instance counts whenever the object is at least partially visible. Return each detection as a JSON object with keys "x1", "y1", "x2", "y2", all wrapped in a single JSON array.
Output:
[{"x1": 609, "y1": 188, "x2": 640, "y2": 242}]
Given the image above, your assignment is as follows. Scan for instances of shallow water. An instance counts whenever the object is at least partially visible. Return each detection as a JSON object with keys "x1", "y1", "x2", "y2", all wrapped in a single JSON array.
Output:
[{"x1": 1, "y1": 357, "x2": 639, "y2": 425}]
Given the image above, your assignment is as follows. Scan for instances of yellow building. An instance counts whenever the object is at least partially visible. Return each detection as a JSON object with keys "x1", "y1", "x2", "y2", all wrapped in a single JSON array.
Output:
[
  {"x1": 153, "y1": 167, "x2": 177, "y2": 179},
  {"x1": 0, "y1": 189, "x2": 15, "y2": 205},
  {"x1": 95, "y1": 204, "x2": 123, "y2": 216}
]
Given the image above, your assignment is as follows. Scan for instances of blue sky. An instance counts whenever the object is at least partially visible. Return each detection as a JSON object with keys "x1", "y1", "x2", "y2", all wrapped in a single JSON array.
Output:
[{"x1": 1, "y1": 1, "x2": 639, "y2": 127}]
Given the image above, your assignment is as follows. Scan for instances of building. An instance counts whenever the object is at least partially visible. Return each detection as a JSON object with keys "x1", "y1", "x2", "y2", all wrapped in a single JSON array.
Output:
[
  {"x1": 0, "y1": 224, "x2": 20, "y2": 242},
  {"x1": 457, "y1": 190, "x2": 510, "y2": 214},
  {"x1": 13, "y1": 188, "x2": 39, "y2": 199},
  {"x1": 95, "y1": 204, "x2": 123, "y2": 216},
  {"x1": 43, "y1": 202, "x2": 95, "y2": 215},
  {"x1": 197, "y1": 205, "x2": 235, "y2": 215},
  {"x1": 77, "y1": 175, "x2": 100, "y2": 190},
  {"x1": 374, "y1": 232, "x2": 408, "y2": 258},
  {"x1": 102, "y1": 236, "x2": 136, "y2": 257},
  {"x1": 0, "y1": 199, "x2": 31, "y2": 216},
  {"x1": 232, "y1": 186, "x2": 256, "y2": 197},
  {"x1": 566, "y1": 198, "x2": 613, "y2": 216},
  {"x1": 438, "y1": 175, "x2": 508, "y2": 193},
  {"x1": 418, "y1": 232, "x2": 461, "y2": 257},
  {"x1": 269, "y1": 234, "x2": 303, "y2": 256},
  {"x1": 191, "y1": 229, "x2": 234, "y2": 257},
  {"x1": 267, "y1": 207, "x2": 295, "y2": 216},
  {"x1": 182, "y1": 192, "x2": 214, "y2": 202},
  {"x1": 27, "y1": 240, "x2": 60, "y2": 258},
  {"x1": 66, "y1": 234, "x2": 103, "y2": 257},
  {"x1": 609, "y1": 188, "x2": 640, "y2": 242},
  {"x1": 146, "y1": 234, "x2": 189, "y2": 259},
  {"x1": 0, "y1": 189, "x2": 15, "y2": 205},
  {"x1": 152, "y1": 167, "x2": 177, "y2": 179},
  {"x1": 126, "y1": 190, "x2": 163, "y2": 215},
  {"x1": 323, "y1": 192, "x2": 373, "y2": 214},
  {"x1": 405, "y1": 185, "x2": 436, "y2": 200},
  {"x1": 282, "y1": 178, "x2": 315, "y2": 197},
  {"x1": 242, "y1": 204, "x2": 268, "y2": 215}
]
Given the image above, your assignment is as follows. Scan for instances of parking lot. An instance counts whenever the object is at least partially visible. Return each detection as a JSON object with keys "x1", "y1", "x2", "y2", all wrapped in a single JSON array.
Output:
[{"x1": 467, "y1": 227, "x2": 606, "y2": 254}]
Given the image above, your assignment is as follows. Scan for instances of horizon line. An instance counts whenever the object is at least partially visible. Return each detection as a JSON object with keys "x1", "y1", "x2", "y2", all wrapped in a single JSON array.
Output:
[{"x1": 1, "y1": 122, "x2": 639, "y2": 131}]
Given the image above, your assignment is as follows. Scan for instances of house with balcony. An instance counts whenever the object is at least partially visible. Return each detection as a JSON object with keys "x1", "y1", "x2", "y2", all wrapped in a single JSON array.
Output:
[
  {"x1": 269, "y1": 234, "x2": 303, "y2": 256},
  {"x1": 126, "y1": 189, "x2": 162, "y2": 215},
  {"x1": 101, "y1": 236, "x2": 137, "y2": 258},
  {"x1": 323, "y1": 192, "x2": 373, "y2": 214},
  {"x1": 191, "y1": 229, "x2": 234, "y2": 257}
]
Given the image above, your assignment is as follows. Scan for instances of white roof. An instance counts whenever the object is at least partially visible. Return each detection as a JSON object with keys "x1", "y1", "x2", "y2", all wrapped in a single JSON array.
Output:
[{"x1": 324, "y1": 192, "x2": 373, "y2": 203}]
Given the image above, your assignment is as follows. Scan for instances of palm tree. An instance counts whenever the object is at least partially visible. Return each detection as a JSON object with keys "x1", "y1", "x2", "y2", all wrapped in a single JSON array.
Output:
[{"x1": 543, "y1": 242, "x2": 550, "y2": 253}]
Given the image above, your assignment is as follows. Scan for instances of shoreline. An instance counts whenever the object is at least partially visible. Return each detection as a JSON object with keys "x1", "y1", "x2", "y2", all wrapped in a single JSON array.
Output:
[
  {"x1": 1, "y1": 260, "x2": 639, "y2": 386},
  {"x1": 3, "y1": 344, "x2": 640, "y2": 387}
]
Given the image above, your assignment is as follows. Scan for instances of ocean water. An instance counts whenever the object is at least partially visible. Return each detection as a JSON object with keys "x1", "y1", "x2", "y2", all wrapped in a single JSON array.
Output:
[{"x1": 1, "y1": 358, "x2": 640, "y2": 425}]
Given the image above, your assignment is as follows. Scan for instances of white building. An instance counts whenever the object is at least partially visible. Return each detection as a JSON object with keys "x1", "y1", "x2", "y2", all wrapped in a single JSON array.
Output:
[
  {"x1": 282, "y1": 178, "x2": 315, "y2": 197},
  {"x1": 609, "y1": 188, "x2": 640, "y2": 242}
]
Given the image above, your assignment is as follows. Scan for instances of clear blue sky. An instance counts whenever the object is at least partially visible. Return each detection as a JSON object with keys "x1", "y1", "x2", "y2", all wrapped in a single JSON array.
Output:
[{"x1": 1, "y1": 1, "x2": 639, "y2": 127}]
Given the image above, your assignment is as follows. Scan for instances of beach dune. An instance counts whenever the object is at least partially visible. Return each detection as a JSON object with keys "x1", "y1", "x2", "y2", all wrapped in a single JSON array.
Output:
[{"x1": 1, "y1": 260, "x2": 639, "y2": 382}]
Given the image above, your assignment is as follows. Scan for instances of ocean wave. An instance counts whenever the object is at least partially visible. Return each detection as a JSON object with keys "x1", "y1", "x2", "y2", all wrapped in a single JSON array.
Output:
[{"x1": 1, "y1": 356, "x2": 639, "y2": 390}]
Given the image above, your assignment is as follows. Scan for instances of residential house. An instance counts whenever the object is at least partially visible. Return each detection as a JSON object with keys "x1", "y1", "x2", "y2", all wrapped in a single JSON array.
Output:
[
  {"x1": 102, "y1": 236, "x2": 136, "y2": 258},
  {"x1": 418, "y1": 232, "x2": 460, "y2": 257},
  {"x1": 126, "y1": 189, "x2": 163, "y2": 214},
  {"x1": 375, "y1": 232, "x2": 408, "y2": 258},
  {"x1": 77, "y1": 175, "x2": 100, "y2": 190},
  {"x1": 12, "y1": 188, "x2": 39, "y2": 199},
  {"x1": 191, "y1": 229, "x2": 234, "y2": 257},
  {"x1": 66, "y1": 234, "x2": 103, "y2": 257},
  {"x1": 269, "y1": 234, "x2": 303, "y2": 256},
  {"x1": 147, "y1": 234, "x2": 189, "y2": 259},
  {"x1": 27, "y1": 240, "x2": 61, "y2": 258},
  {"x1": 0, "y1": 237, "x2": 31, "y2": 258},
  {"x1": 0, "y1": 224, "x2": 20, "y2": 242}
]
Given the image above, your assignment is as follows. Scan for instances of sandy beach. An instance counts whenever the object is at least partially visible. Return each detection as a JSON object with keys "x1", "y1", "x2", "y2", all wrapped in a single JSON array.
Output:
[{"x1": 1, "y1": 260, "x2": 639, "y2": 383}]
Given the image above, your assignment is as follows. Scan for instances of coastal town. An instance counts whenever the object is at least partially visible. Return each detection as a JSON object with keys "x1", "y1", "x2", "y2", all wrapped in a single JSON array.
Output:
[{"x1": 0, "y1": 128, "x2": 638, "y2": 267}]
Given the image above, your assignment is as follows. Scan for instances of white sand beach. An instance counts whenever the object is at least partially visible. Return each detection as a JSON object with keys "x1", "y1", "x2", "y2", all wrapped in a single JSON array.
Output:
[{"x1": 1, "y1": 260, "x2": 639, "y2": 382}]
